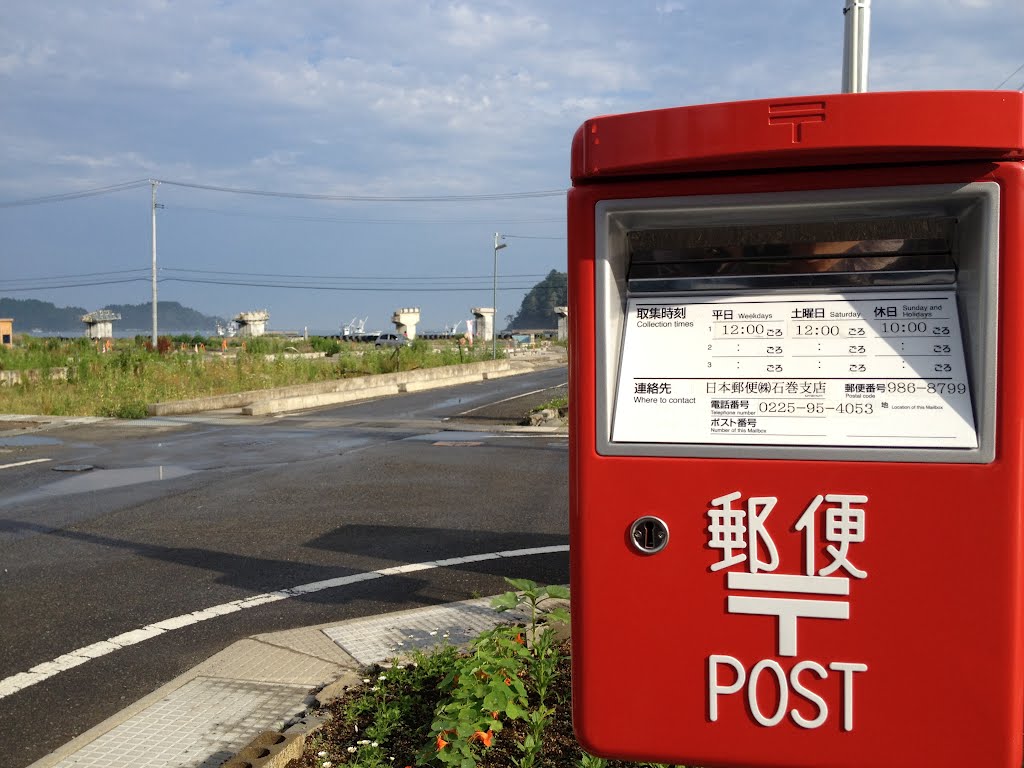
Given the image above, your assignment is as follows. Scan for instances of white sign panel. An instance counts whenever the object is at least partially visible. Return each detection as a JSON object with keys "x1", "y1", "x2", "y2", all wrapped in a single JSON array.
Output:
[{"x1": 612, "y1": 291, "x2": 977, "y2": 448}]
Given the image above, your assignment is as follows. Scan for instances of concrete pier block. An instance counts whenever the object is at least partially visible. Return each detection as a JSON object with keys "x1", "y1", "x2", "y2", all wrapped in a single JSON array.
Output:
[
  {"x1": 391, "y1": 307, "x2": 420, "y2": 340},
  {"x1": 235, "y1": 310, "x2": 270, "y2": 338},
  {"x1": 81, "y1": 310, "x2": 121, "y2": 340},
  {"x1": 554, "y1": 306, "x2": 569, "y2": 341},
  {"x1": 471, "y1": 307, "x2": 494, "y2": 343}
]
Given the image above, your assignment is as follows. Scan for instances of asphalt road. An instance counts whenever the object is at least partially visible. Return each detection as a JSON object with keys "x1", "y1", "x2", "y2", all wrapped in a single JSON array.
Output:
[{"x1": 0, "y1": 365, "x2": 569, "y2": 768}]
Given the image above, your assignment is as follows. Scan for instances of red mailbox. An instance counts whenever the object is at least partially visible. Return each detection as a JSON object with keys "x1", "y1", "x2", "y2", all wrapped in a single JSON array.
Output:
[{"x1": 568, "y1": 91, "x2": 1024, "y2": 768}]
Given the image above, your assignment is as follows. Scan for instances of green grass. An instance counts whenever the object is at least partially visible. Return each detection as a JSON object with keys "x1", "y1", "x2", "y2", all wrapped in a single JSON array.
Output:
[
  {"x1": 0, "y1": 336, "x2": 502, "y2": 418},
  {"x1": 531, "y1": 395, "x2": 568, "y2": 414}
]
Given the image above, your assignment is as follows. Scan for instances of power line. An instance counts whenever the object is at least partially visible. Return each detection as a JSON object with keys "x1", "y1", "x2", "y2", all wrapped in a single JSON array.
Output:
[
  {"x1": 0, "y1": 277, "x2": 150, "y2": 292},
  {"x1": 0, "y1": 180, "x2": 150, "y2": 208},
  {"x1": 160, "y1": 276, "x2": 541, "y2": 292},
  {"x1": 1, "y1": 265, "x2": 555, "y2": 291},
  {"x1": 996, "y1": 62, "x2": 1024, "y2": 89},
  {"x1": 155, "y1": 178, "x2": 566, "y2": 203},
  {"x1": 1, "y1": 275, "x2": 540, "y2": 294},
  {"x1": 166, "y1": 204, "x2": 565, "y2": 226},
  {"x1": 1, "y1": 177, "x2": 567, "y2": 209},
  {"x1": 159, "y1": 267, "x2": 550, "y2": 281},
  {"x1": 3, "y1": 267, "x2": 150, "y2": 283}
]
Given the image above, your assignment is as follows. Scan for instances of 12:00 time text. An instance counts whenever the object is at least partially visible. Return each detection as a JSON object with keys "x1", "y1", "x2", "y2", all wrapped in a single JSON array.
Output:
[{"x1": 717, "y1": 323, "x2": 783, "y2": 337}]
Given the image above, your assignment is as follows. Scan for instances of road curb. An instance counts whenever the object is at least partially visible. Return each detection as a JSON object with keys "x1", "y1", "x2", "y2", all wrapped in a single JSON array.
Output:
[{"x1": 220, "y1": 715, "x2": 329, "y2": 768}]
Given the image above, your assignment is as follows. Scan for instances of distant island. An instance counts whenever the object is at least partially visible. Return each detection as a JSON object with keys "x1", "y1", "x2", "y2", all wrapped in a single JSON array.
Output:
[{"x1": 0, "y1": 298, "x2": 225, "y2": 333}]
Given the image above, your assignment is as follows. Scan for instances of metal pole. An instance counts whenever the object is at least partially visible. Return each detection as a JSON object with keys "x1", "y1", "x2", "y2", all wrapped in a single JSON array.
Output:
[
  {"x1": 842, "y1": 0, "x2": 871, "y2": 93},
  {"x1": 492, "y1": 232, "x2": 507, "y2": 360},
  {"x1": 151, "y1": 180, "x2": 159, "y2": 346},
  {"x1": 492, "y1": 235, "x2": 498, "y2": 360}
]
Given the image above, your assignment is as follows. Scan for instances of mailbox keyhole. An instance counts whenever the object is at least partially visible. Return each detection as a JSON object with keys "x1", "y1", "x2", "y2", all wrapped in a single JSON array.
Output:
[{"x1": 629, "y1": 516, "x2": 669, "y2": 555}]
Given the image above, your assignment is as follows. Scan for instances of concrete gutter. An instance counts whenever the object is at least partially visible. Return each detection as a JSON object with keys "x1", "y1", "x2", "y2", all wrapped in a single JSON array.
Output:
[{"x1": 148, "y1": 359, "x2": 517, "y2": 417}]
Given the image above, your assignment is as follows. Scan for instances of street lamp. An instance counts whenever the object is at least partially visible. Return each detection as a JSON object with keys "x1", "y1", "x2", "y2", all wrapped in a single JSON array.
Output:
[{"x1": 492, "y1": 232, "x2": 507, "y2": 360}]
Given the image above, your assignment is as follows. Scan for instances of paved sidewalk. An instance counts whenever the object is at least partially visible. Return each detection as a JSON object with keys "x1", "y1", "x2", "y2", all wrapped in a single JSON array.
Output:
[{"x1": 28, "y1": 597, "x2": 531, "y2": 768}]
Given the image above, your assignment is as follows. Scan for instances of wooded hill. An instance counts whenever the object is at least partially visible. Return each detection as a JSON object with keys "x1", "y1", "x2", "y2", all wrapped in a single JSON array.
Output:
[
  {"x1": 0, "y1": 298, "x2": 225, "y2": 332},
  {"x1": 509, "y1": 270, "x2": 568, "y2": 329}
]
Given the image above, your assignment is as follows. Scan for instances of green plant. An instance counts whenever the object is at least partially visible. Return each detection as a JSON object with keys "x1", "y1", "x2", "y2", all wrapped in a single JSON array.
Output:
[
  {"x1": 310, "y1": 336, "x2": 342, "y2": 356},
  {"x1": 513, "y1": 704, "x2": 554, "y2": 768},
  {"x1": 528, "y1": 618, "x2": 562, "y2": 706},
  {"x1": 420, "y1": 580, "x2": 571, "y2": 767},
  {"x1": 579, "y1": 750, "x2": 609, "y2": 768},
  {"x1": 490, "y1": 578, "x2": 570, "y2": 649},
  {"x1": 492, "y1": 579, "x2": 570, "y2": 765},
  {"x1": 318, "y1": 649, "x2": 460, "y2": 768},
  {"x1": 103, "y1": 400, "x2": 150, "y2": 419},
  {"x1": 242, "y1": 336, "x2": 272, "y2": 355},
  {"x1": 423, "y1": 624, "x2": 530, "y2": 767}
]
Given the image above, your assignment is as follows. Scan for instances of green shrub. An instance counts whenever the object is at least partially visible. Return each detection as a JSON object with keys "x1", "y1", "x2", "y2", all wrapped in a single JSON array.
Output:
[
  {"x1": 103, "y1": 400, "x2": 150, "y2": 419},
  {"x1": 309, "y1": 336, "x2": 342, "y2": 356}
]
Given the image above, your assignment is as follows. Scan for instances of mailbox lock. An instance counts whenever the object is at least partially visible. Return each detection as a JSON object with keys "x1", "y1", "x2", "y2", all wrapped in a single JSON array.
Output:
[{"x1": 629, "y1": 516, "x2": 669, "y2": 555}]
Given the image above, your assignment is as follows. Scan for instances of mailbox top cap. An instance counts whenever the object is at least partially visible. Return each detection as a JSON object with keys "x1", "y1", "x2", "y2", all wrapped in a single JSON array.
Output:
[{"x1": 571, "y1": 90, "x2": 1024, "y2": 182}]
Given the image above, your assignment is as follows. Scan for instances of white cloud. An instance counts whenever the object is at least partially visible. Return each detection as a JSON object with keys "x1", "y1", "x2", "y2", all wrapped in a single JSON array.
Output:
[
  {"x1": 656, "y1": 2, "x2": 687, "y2": 14},
  {"x1": 1, "y1": 0, "x2": 1022, "y2": 328},
  {"x1": 52, "y1": 152, "x2": 148, "y2": 170},
  {"x1": 443, "y1": 3, "x2": 550, "y2": 50}
]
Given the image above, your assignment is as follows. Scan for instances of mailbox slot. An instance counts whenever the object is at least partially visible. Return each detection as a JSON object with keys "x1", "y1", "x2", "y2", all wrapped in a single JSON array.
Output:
[{"x1": 626, "y1": 217, "x2": 956, "y2": 294}]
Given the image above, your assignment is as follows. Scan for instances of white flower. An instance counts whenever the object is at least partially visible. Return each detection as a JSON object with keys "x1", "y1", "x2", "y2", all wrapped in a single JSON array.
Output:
[
  {"x1": 347, "y1": 746, "x2": 357, "y2": 753},
  {"x1": 371, "y1": 742, "x2": 379, "y2": 747},
  {"x1": 362, "y1": 678, "x2": 370, "y2": 683},
  {"x1": 428, "y1": 631, "x2": 438, "y2": 636},
  {"x1": 358, "y1": 739, "x2": 371, "y2": 746},
  {"x1": 371, "y1": 686, "x2": 379, "y2": 692},
  {"x1": 318, "y1": 751, "x2": 327, "y2": 757},
  {"x1": 322, "y1": 762, "x2": 333, "y2": 767},
  {"x1": 378, "y1": 674, "x2": 387, "y2": 681}
]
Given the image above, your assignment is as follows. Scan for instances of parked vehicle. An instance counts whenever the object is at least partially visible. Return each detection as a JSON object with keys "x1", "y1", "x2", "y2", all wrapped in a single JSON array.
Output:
[{"x1": 374, "y1": 332, "x2": 410, "y2": 348}]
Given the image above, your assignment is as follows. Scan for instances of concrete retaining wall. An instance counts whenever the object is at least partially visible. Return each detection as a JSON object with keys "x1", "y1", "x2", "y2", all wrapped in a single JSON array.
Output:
[
  {"x1": 148, "y1": 360, "x2": 513, "y2": 417},
  {"x1": 242, "y1": 384, "x2": 401, "y2": 415},
  {"x1": 0, "y1": 367, "x2": 69, "y2": 386}
]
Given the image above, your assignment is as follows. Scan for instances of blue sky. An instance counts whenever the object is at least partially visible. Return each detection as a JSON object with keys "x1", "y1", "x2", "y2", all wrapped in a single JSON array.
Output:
[{"x1": 2, "y1": 0, "x2": 1022, "y2": 334}]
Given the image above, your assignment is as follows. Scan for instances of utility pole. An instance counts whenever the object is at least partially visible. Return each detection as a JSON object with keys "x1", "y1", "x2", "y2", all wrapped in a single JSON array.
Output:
[
  {"x1": 150, "y1": 179, "x2": 163, "y2": 346},
  {"x1": 842, "y1": 0, "x2": 871, "y2": 93}
]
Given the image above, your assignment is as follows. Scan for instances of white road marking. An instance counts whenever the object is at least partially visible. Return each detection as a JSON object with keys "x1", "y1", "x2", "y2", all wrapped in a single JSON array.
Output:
[
  {"x1": 0, "y1": 458, "x2": 51, "y2": 470},
  {"x1": 0, "y1": 544, "x2": 569, "y2": 701},
  {"x1": 457, "y1": 382, "x2": 567, "y2": 416}
]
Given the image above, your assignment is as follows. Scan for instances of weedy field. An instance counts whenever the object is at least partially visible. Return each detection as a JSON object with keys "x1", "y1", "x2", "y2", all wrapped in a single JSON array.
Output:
[{"x1": 0, "y1": 335, "x2": 499, "y2": 418}]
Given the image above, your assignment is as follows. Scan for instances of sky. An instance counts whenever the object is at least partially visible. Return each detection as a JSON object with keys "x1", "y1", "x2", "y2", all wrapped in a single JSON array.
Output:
[{"x1": 1, "y1": 0, "x2": 1022, "y2": 335}]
